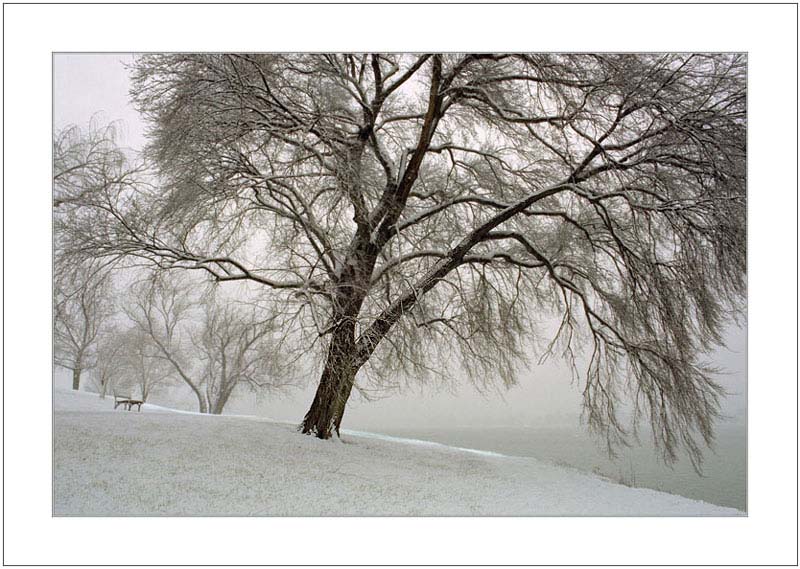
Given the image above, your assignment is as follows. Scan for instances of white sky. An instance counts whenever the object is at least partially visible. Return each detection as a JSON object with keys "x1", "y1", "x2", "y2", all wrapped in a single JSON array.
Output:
[
  {"x1": 54, "y1": 53, "x2": 146, "y2": 151},
  {"x1": 53, "y1": 53, "x2": 747, "y2": 430}
]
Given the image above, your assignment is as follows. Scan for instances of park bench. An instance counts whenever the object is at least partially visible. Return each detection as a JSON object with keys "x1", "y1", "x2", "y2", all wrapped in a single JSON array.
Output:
[{"x1": 113, "y1": 394, "x2": 144, "y2": 412}]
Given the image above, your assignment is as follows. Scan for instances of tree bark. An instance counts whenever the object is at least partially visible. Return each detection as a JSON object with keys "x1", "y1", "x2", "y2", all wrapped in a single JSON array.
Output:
[
  {"x1": 332, "y1": 379, "x2": 354, "y2": 436},
  {"x1": 72, "y1": 368, "x2": 81, "y2": 390},
  {"x1": 210, "y1": 389, "x2": 232, "y2": 415},
  {"x1": 299, "y1": 242, "x2": 381, "y2": 438},
  {"x1": 300, "y1": 321, "x2": 359, "y2": 438}
]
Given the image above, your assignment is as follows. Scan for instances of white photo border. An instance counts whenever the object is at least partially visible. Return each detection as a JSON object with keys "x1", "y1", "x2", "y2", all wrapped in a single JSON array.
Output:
[{"x1": 3, "y1": 3, "x2": 797, "y2": 565}]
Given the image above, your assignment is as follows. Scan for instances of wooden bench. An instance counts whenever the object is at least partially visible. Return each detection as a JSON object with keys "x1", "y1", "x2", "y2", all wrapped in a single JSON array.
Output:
[{"x1": 113, "y1": 394, "x2": 144, "y2": 412}]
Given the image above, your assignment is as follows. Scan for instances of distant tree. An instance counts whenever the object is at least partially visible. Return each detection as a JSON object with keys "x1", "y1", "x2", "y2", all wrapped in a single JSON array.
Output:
[
  {"x1": 194, "y1": 297, "x2": 291, "y2": 415},
  {"x1": 53, "y1": 120, "x2": 140, "y2": 209},
  {"x1": 124, "y1": 273, "x2": 289, "y2": 414},
  {"x1": 54, "y1": 265, "x2": 112, "y2": 390},
  {"x1": 91, "y1": 328, "x2": 126, "y2": 398},
  {"x1": 63, "y1": 54, "x2": 745, "y2": 467},
  {"x1": 53, "y1": 120, "x2": 140, "y2": 391},
  {"x1": 114, "y1": 327, "x2": 174, "y2": 402},
  {"x1": 122, "y1": 274, "x2": 207, "y2": 410}
]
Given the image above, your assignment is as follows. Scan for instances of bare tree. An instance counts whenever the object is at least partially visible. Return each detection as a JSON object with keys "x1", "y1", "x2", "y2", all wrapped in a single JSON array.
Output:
[
  {"x1": 64, "y1": 54, "x2": 746, "y2": 466},
  {"x1": 54, "y1": 265, "x2": 112, "y2": 390},
  {"x1": 195, "y1": 297, "x2": 290, "y2": 415},
  {"x1": 53, "y1": 120, "x2": 141, "y2": 391},
  {"x1": 91, "y1": 328, "x2": 126, "y2": 398},
  {"x1": 53, "y1": 120, "x2": 140, "y2": 209},
  {"x1": 123, "y1": 274, "x2": 209, "y2": 411},
  {"x1": 124, "y1": 273, "x2": 288, "y2": 414},
  {"x1": 114, "y1": 327, "x2": 174, "y2": 402}
]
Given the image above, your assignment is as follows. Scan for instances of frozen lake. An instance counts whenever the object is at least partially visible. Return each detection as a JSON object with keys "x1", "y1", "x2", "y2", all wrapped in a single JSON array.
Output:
[{"x1": 375, "y1": 420, "x2": 746, "y2": 512}]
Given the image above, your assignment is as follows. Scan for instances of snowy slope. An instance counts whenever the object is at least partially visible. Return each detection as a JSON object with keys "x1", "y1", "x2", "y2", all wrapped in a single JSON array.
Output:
[{"x1": 54, "y1": 389, "x2": 743, "y2": 516}]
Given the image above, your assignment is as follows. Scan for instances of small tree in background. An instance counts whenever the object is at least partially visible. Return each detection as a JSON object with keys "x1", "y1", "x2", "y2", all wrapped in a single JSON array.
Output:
[
  {"x1": 53, "y1": 120, "x2": 139, "y2": 391},
  {"x1": 90, "y1": 327, "x2": 126, "y2": 398},
  {"x1": 54, "y1": 265, "x2": 113, "y2": 390},
  {"x1": 53, "y1": 119, "x2": 140, "y2": 209},
  {"x1": 124, "y1": 273, "x2": 290, "y2": 414},
  {"x1": 193, "y1": 296, "x2": 292, "y2": 414},
  {"x1": 114, "y1": 327, "x2": 175, "y2": 402}
]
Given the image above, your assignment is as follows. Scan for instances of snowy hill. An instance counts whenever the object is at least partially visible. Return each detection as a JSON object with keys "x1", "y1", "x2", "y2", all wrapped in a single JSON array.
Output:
[{"x1": 54, "y1": 389, "x2": 742, "y2": 516}]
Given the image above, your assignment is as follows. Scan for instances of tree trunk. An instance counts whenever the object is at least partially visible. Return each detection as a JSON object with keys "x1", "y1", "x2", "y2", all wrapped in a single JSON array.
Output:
[
  {"x1": 301, "y1": 358, "x2": 357, "y2": 439},
  {"x1": 72, "y1": 368, "x2": 81, "y2": 390},
  {"x1": 210, "y1": 386, "x2": 234, "y2": 415},
  {"x1": 332, "y1": 378, "x2": 356, "y2": 435},
  {"x1": 300, "y1": 323, "x2": 359, "y2": 438},
  {"x1": 182, "y1": 377, "x2": 208, "y2": 413},
  {"x1": 300, "y1": 249, "x2": 458, "y2": 438},
  {"x1": 300, "y1": 221, "x2": 382, "y2": 438},
  {"x1": 210, "y1": 396, "x2": 226, "y2": 415}
]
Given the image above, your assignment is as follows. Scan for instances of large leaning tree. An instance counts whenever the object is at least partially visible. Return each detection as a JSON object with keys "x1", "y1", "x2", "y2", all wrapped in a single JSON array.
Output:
[{"x1": 62, "y1": 53, "x2": 745, "y2": 465}]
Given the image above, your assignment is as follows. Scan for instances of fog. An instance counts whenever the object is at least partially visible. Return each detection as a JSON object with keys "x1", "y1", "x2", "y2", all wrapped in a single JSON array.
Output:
[
  {"x1": 54, "y1": 54, "x2": 146, "y2": 151},
  {"x1": 53, "y1": 53, "x2": 747, "y2": 432},
  {"x1": 200, "y1": 321, "x2": 745, "y2": 430}
]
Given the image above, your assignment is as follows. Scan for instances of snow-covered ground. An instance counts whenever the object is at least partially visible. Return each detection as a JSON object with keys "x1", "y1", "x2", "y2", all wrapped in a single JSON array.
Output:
[{"x1": 54, "y1": 389, "x2": 742, "y2": 516}]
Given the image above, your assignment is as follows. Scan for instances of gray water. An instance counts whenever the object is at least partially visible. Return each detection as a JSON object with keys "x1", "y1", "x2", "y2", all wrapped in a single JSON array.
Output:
[{"x1": 376, "y1": 420, "x2": 746, "y2": 512}]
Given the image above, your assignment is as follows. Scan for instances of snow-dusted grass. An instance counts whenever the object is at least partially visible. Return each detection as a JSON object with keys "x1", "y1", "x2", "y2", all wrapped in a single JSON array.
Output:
[{"x1": 54, "y1": 389, "x2": 742, "y2": 516}]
